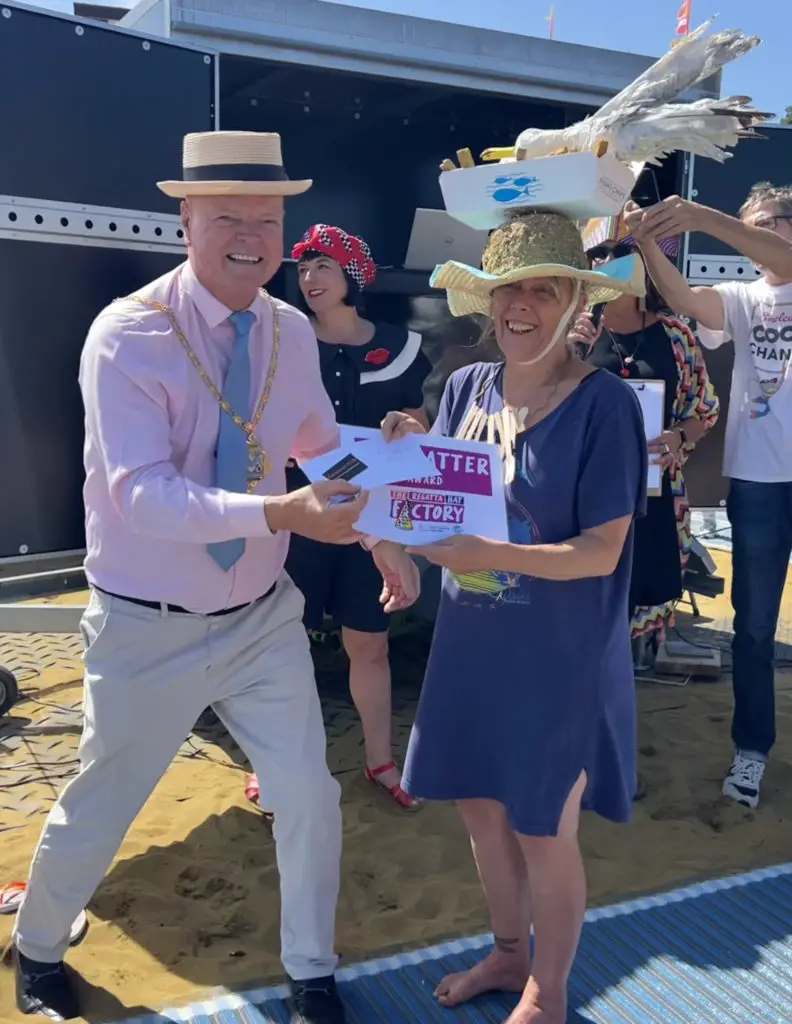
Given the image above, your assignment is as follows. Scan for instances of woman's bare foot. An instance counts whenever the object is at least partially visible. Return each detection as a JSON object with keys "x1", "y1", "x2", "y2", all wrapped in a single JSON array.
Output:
[
  {"x1": 435, "y1": 950, "x2": 529, "y2": 1007},
  {"x1": 504, "y1": 979, "x2": 566, "y2": 1024}
]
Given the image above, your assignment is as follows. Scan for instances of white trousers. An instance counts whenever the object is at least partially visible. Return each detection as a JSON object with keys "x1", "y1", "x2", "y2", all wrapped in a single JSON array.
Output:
[{"x1": 14, "y1": 577, "x2": 342, "y2": 981}]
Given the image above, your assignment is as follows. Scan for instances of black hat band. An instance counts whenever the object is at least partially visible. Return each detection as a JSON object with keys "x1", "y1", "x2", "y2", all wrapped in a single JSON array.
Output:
[{"x1": 183, "y1": 163, "x2": 289, "y2": 182}]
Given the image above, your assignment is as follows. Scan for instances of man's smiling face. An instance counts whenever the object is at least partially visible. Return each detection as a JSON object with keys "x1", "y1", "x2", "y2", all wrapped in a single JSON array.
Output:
[{"x1": 181, "y1": 194, "x2": 285, "y2": 308}]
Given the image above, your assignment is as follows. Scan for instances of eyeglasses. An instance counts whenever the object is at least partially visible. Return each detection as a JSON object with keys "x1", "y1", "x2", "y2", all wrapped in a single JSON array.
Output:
[{"x1": 753, "y1": 215, "x2": 792, "y2": 231}]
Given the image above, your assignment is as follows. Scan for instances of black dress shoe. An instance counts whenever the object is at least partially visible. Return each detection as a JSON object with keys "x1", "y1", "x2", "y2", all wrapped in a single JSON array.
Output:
[
  {"x1": 289, "y1": 975, "x2": 346, "y2": 1024},
  {"x1": 14, "y1": 948, "x2": 79, "y2": 1020}
]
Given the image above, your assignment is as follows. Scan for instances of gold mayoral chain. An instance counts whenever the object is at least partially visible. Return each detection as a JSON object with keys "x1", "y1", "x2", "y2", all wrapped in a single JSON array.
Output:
[{"x1": 122, "y1": 292, "x2": 280, "y2": 493}]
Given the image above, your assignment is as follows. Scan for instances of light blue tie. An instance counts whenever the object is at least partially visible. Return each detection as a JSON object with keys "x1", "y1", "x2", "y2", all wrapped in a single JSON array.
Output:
[{"x1": 207, "y1": 310, "x2": 256, "y2": 571}]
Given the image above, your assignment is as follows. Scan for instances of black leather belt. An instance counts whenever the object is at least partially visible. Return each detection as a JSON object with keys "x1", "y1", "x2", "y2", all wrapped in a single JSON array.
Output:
[{"x1": 95, "y1": 582, "x2": 276, "y2": 617}]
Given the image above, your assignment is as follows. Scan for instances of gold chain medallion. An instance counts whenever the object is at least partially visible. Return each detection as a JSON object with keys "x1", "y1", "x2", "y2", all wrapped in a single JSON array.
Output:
[{"x1": 121, "y1": 291, "x2": 280, "y2": 493}]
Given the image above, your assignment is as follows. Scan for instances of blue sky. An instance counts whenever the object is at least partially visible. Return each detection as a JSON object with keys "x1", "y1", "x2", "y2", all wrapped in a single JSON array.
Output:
[{"x1": 38, "y1": 0, "x2": 790, "y2": 119}]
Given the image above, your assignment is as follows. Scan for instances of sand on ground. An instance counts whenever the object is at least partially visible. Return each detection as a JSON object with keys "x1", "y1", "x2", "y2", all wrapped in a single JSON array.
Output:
[{"x1": 1, "y1": 549, "x2": 792, "y2": 1023}]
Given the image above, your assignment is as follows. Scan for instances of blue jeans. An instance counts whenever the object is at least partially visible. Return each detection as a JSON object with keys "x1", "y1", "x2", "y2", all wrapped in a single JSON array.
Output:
[{"x1": 727, "y1": 479, "x2": 792, "y2": 758}]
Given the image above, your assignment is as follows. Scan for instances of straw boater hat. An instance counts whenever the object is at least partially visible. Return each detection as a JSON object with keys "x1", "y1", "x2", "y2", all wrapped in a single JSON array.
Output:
[
  {"x1": 431, "y1": 210, "x2": 646, "y2": 318},
  {"x1": 157, "y1": 131, "x2": 312, "y2": 198}
]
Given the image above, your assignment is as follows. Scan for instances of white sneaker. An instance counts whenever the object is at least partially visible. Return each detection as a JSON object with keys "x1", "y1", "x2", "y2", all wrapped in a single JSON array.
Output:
[{"x1": 722, "y1": 754, "x2": 765, "y2": 809}]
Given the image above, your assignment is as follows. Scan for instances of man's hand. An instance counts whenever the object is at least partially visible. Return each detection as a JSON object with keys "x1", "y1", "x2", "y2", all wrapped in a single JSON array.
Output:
[
  {"x1": 622, "y1": 198, "x2": 646, "y2": 236},
  {"x1": 371, "y1": 541, "x2": 420, "y2": 612},
  {"x1": 407, "y1": 534, "x2": 499, "y2": 575},
  {"x1": 381, "y1": 410, "x2": 428, "y2": 442},
  {"x1": 627, "y1": 196, "x2": 704, "y2": 243},
  {"x1": 622, "y1": 199, "x2": 727, "y2": 330},
  {"x1": 264, "y1": 480, "x2": 368, "y2": 544}
]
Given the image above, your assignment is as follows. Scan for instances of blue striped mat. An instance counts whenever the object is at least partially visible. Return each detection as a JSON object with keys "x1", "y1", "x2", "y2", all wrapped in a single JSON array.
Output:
[{"x1": 119, "y1": 863, "x2": 792, "y2": 1024}]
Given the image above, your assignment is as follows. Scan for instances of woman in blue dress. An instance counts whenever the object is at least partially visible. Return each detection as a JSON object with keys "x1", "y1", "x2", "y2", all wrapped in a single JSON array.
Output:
[{"x1": 383, "y1": 211, "x2": 648, "y2": 1024}]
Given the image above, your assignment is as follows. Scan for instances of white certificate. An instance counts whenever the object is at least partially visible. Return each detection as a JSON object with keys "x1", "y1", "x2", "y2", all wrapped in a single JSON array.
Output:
[
  {"x1": 351, "y1": 434, "x2": 509, "y2": 546},
  {"x1": 626, "y1": 379, "x2": 665, "y2": 497},
  {"x1": 299, "y1": 432, "x2": 436, "y2": 492}
]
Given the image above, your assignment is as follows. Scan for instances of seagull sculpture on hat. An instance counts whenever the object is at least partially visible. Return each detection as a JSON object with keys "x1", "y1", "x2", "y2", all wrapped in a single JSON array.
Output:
[{"x1": 458, "y1": 18, "x2": 772, "y2": 170}]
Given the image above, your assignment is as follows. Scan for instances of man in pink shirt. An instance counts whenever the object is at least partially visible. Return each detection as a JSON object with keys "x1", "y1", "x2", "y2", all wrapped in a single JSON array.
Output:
[{"x1": 12, "y1": 131, "x2": 419, "y2": 1024}]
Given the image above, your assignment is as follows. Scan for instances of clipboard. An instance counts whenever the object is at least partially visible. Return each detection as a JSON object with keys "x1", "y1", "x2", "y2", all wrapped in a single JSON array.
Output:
[{"x1": 625, "y1": 379, "x2": 665, "y2": 497}]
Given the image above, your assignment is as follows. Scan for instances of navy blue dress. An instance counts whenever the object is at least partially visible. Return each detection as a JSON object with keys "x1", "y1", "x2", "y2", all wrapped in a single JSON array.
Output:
[
  {"x1": 402, "y1": 363, "x2": 648, "y2": 835},
  {"x1": 287, "y1": 324, "x2": 431, "y2": 633}
]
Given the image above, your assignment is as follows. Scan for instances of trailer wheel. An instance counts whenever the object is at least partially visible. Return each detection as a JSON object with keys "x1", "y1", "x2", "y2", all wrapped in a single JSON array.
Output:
[{"x1": 0, "y1": 666, "x2": 19, "y2": 718}]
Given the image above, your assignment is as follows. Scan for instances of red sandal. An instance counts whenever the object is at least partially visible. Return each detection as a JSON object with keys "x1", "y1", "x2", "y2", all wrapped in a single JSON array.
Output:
[
  {"x1": 245, "y1": 773, "x2": 260, "y2": 804},
  {"x1": 365, "y1": 762, "x2": 423, "y2": 812},
  {"x1": 244, "y1": 774, "x2": 275, "y2": 824}
]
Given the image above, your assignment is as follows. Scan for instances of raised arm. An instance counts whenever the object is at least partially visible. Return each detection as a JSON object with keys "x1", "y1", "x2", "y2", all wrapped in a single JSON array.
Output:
[
  {"x1": 627, "y1": 194, "x2": 792, "y2": 330},
  {"x1": 637, "y1": 196, "x2": 792, "y2": 283},
  {"x1": 636, "y1": 237, "x2": 725, "y2": 332}
]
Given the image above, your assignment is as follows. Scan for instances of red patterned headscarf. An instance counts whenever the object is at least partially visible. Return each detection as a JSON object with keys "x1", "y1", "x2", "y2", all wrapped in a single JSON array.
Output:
[{"x1": 291, "y1": 224, "x2": 377, "y2": 289}]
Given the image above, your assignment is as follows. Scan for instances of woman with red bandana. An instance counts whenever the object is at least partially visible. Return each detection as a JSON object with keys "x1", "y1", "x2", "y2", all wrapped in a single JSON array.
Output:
[{"x1": 247, "y1": 224, "x2": 430, "y2": 811}]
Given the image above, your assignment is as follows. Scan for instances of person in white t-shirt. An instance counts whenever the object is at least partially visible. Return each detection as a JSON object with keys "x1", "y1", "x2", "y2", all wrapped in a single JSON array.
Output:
[{"x1": 624, "y1": 183, "x2": 792, "y2": 810}]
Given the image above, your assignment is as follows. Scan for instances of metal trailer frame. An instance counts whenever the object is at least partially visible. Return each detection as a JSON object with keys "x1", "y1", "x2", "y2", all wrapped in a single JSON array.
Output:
[
  {"x1": 677, "y1": 125, "x2": 792, "y2": 509},
  {"x1": 122, "y1": 0, "x2": 719, "y2": 108},
  {"x1": 0, "y1": 3, "x2": 217, "y2": 692}
]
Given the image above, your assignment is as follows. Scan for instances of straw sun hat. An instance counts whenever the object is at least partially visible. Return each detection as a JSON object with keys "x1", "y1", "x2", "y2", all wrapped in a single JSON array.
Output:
[
  {"x1": 157, "y1": 131, "x2": 312, "y2": 198},
  {"x1": 431, "y1": 210, "x2": 646, "y2": 318}
]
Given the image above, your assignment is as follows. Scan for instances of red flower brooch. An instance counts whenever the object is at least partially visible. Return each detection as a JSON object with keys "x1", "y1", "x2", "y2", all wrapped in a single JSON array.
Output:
[{"x1": 364, "y1": 348, "x2": 390, "y2": 366}]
